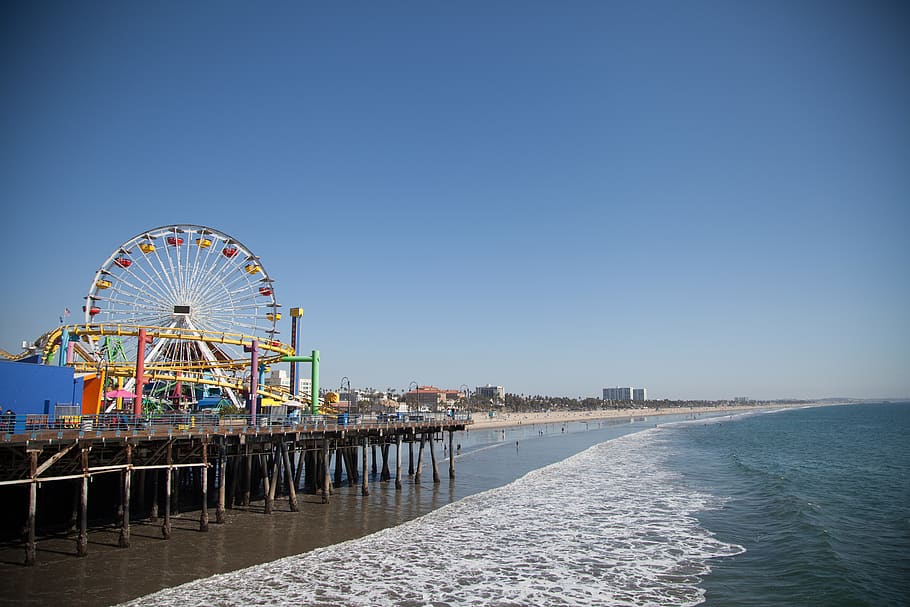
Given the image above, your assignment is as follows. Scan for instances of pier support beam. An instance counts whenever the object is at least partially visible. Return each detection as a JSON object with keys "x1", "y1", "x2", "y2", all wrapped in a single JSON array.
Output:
[
  {"x1": 361, "y1": 438, "x2": 369, "y2": 496},
  {"x1": 395, "y1": 434, "x2": 403, "y2": 491},
  {"x1": 162, "y1": 443, "x2": 172, "y2": 540},
  {"x1": 321, "y1": 440, "x2": 330, "y2": 504},
  {"x1": 415, "y1": 434, "x2": 425, "y2": 483},
  {"x1": 334, "y1": 445, "x2": 343, "y2": 486},
  {"x1": 242, "y1": 446, "x2": 252, "y2": 507},
  {"x1": 448, "y1": 429, "x2": 455, "y2": 479},
  {"x1": 261, "y1": 454, "x2": 273, "y2": 514},
  {"x1": 293, "y1": 447, "x2": 303, "y2": 492},
  {"x1": 408, "y1": 439, "x2": 414, "y2": 475},
  {"x1": 25, "y1": 450, "x2": 38, "y2": 566},
  {"x1": 281, "y1": 442, "x2": 298, "y2": 512},
  {"x1": 380, "y1": 444, "x2": 391, "y2": 481},
  {"x1": 118, "y1": 444, "x2": 132, "y2": 548},
  {"x1": 216, "y1": 439, "x2": 226, "y2": 524},
  {"x1": 150, "y1": 469, "x2": 159, "y2": 522},
  {"x1": 429, "y1": 433, "x2": 440, "y2": 484},
  {"x1": 172, "y1": 468, "x2": 180, "y2": 516},
  {"x1": 77, "y1": 448, "x2": 89, "y2": 557},
  {"x1": 199, "y1": 441, "x2": 209, "y2": 532}
]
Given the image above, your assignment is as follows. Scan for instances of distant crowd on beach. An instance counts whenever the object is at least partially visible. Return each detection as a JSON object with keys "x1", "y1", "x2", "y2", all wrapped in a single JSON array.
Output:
[{"x1": 468, "y1": 403, "x2": 800, "y2": 430}]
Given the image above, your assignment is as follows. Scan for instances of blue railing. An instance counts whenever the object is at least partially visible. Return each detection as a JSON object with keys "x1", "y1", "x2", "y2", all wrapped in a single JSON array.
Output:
[{"x1": 0, "y1": 410, "x2": 473, "y2": 438}]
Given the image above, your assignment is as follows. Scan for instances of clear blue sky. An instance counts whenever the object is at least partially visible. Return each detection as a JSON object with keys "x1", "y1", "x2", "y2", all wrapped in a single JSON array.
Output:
[{"x1": 2, "y1": 1, "x2": 908, "y2": 400}]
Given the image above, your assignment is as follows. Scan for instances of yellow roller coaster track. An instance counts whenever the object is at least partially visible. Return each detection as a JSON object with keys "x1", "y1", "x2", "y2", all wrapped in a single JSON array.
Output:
[
  {"x1": 4, "y1": 324, "x2": 297, "y2": 402},
  {"x1": 67, "y1": 324, "x2": 295, "y2": 356}
]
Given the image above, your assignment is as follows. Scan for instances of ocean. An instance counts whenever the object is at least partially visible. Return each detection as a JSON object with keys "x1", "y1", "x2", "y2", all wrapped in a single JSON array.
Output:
[{"x1": 119, "y1": 404, "x2": 909, "y2": 607}]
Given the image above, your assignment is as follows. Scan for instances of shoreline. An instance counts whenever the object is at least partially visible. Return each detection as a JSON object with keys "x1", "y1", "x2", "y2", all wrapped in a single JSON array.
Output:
[{"x1": 467, "y1": 403, "x2": 807, "y2": 430}]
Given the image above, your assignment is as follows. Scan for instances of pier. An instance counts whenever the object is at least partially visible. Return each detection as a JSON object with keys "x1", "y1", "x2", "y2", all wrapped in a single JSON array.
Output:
[{"x1": 0, "y1": 412, "x2": 470, "y2": 566}]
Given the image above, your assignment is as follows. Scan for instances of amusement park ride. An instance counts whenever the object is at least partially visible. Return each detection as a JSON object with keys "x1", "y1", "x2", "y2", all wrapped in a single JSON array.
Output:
[{"x1": 1, "y1": 224, "x2": 322, "y2": 418}]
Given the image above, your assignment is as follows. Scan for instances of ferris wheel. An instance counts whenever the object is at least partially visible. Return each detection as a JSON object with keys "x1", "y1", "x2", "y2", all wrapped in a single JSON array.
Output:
[{"x1": 83, "y1": 224, "x2": 281, "y2": 407}]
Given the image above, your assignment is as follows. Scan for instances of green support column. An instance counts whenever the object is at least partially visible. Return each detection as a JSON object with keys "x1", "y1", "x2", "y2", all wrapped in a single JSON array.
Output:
[
  {"x1": 279, "y1": 350, "x2": 320, "y2": 415},
  {"x1": 310, "y1": 350, "x2": 319, "y2": 414}
]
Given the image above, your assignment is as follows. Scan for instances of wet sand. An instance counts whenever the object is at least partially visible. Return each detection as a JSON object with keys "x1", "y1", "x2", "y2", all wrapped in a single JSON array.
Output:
[
  {"x1": 0, "y1": 479, "x2": 459, "y2": 607},
  {"x1": 470, "y1": 404, "x2": 794, "y2": 429}
]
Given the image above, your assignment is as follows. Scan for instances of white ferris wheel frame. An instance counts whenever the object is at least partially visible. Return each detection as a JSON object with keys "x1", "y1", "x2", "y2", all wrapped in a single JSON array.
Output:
[{"x1": 84, "y1": 224, "x2": 281, "y2": 407}]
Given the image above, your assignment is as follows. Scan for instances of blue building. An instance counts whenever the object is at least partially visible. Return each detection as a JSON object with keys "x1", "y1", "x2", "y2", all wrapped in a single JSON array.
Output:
[{"x1": 0, "y1": 360, "x2": 84, "y2": 431}]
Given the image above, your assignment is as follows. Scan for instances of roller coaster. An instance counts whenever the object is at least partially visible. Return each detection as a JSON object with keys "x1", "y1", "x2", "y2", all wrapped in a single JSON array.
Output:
[{"x1": 2, "y1": 224, "x2": 321, "y2": 415}]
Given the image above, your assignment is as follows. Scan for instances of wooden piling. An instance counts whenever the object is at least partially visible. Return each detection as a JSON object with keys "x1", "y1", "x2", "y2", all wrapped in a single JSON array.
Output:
[
  {"x1": 293, "y1": 446, "x2": 304, "y2": 491},
  {"x1": 361, "y1": 438, "x2": 369, "y2": 496},
  {"x1": 119, "y1": 443, "x2": 132, "y2": 548},
  {"x1": 281, "y1": 442, "x2": 298, "y2": 512},
  {"x1": 449, "y1": 429, "x2": 455, "y2": 478},
  {"x1": 408, "y1": 439, "x2": 415, "y2": 475},
  {"x1": 242, "y1": 446, "x2": 252, "y2": 507},
  {"x1": 334, "y1": 445, "x2": 343, "y2": 486},
  {"x1": 395, "y1": 434, "x2": 403, "y2": 491},
  {"x1": 415, "y1": 434, "x2": 425, "y2": 483},
  {"x1": 268, "y1": 446, "x2": 280, "y2": 508},
  {"x1": 25, "y1": 450, "x2": 38, "y2": 566},
  {"x1": 150, "y1": 469, "x2": 159, "y2": 522},
  {"x1": 199, "y1": 441, "x2": 209, "y2": 532},
  {"x1": 380, "y1": 444, "x2": 391, "y2": 481},
  {"x1": 172, "y1": 468, "x2": 180, "y2": 516},
  {"x1": 216, "y1": 439, "x2": 226, "y2": 523},
  {"x1": 345, "y1": 447, "x2": 358, "y2": 484},
  {"x1": 428, "y1": 433, "x2": 440, "y2": 484},
  {"x1": 261, "y1": 454, "x2": 273, "y2": 514},
  {"x1": 371, "y1": 444, "x2": 378, "y2": 474},
  {"x1": 321, "y1": 439, "x2": 330, "y2": 504},
  {"x1": 162, "y1": 442, "x2": 172, "y2": 540},
  {"x1": 76, "y1": 448, "x2": 88, "y2": 557}
]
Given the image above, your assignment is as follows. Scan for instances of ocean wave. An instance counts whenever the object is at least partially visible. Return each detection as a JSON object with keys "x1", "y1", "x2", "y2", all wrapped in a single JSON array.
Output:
[{"x1": 123, "y1": 429, "x2": 742, "y2": 607}]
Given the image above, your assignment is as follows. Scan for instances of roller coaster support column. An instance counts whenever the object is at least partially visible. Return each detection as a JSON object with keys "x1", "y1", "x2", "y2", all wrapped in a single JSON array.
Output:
[
  {"x1": 134, "y1": 329, "x2": 153, "y2": 416},
  {"x1": 311, "y1": 349, "x2": 319, "y2": 415},
  {"x1": 245, "y1": 340, "x2": 259, "y2": 426},
  {"x1": 289, "y1": 308, "x2": 304, "y2": 397},
  {"x1": 279, "y1": 349, "x2": 320, "y2": 414},
  {"x1": 57, "y1": 330, "x2": 69, "y2": 366}
]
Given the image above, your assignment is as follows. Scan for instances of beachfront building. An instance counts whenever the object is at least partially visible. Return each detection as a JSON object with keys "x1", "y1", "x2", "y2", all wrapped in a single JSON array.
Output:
[
  {"x1": 475, "y1": 385, "x2": 505, "y2": 401},
  {"x1": 603, "y1": 386, "x2": 634, "y2": 401},
  {"x1": 633, "y1": 388, "x2": 648, "y2": 401},
  {"x1": 404, "y1": 386, "x2": 465, "y2": 410}
]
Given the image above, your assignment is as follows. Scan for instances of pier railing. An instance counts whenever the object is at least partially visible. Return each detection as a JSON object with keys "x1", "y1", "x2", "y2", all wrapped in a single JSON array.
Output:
[{"x1": 0, "y1": 410, "x2": 472, "y2": 440}]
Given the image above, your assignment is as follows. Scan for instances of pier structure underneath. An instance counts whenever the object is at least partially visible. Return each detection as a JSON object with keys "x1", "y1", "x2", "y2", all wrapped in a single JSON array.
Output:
[{"x1": 0, "y1": 416, "x2": 468, "y2": 566}]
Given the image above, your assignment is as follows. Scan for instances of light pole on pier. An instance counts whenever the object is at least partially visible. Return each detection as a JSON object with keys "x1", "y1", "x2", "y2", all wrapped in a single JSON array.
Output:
[
  {"x1": 340, "y1": 376, "x2": 351, "y2": 415},
  {"x1": 408, "y1": 381, "x2": 418, "y2": 413}
]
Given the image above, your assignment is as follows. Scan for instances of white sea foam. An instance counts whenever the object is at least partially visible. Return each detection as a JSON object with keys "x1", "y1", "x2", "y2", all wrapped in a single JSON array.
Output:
[{"x1": 123, "y1": 429, "x2": 743, "y2": 607}]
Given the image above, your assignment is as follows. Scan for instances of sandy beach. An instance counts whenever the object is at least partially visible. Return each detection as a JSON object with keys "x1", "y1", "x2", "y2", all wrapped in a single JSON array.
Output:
[{"x1": 468, "y1": 404, "x2": 800, "y2": 430}]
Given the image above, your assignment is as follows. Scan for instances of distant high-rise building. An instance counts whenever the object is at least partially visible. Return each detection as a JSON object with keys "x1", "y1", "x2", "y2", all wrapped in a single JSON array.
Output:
[
  {"x1": 298, "y1": 378, "x2": 312, "y2": 398},
  {"x1": 633, "y1": 388, "x2": 648, "y2": 401},
  {"x1": 603, "y1": 386, "x2": 633, "y2": 401}
]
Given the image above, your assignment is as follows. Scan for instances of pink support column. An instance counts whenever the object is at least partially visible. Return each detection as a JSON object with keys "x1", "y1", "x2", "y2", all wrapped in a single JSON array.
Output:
[
  {"x1": 249, "y1": 339, "x2": 259, "y2": 426},
  {"x1": 134, "y1": 329, "x2": 148, "y2": 417}
]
